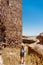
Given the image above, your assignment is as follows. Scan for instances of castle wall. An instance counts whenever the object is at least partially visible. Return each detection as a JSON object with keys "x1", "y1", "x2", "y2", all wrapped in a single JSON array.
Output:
[{"x1": 0, "y1": 0, "x2": 22, "y2": 46}]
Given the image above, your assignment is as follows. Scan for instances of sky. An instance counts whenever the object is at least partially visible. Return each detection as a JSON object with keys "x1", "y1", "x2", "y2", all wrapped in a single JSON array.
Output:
[{"x1": 22, "y1": 0, "x2": 43, "y2": 36}]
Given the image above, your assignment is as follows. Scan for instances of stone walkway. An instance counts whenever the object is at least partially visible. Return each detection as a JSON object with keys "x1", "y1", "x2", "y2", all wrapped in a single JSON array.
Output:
[
  {"x1": 28, "y1": 39, "x2": 43, "y2": 56},
  {"x1": 20, "y1": 62, "x2": 25, "y2": 65},
  {"x1": 20, "y1": 63, "x2": 25, "y2": 65},
  {"x1": 0, "y1": 55, "x2": 4, "y2": 65}
]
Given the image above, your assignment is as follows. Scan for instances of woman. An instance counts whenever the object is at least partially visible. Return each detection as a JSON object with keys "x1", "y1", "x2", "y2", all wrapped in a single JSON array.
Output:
[{"x1": 20, "y1": 43, "x2": 25, "y2": 64}]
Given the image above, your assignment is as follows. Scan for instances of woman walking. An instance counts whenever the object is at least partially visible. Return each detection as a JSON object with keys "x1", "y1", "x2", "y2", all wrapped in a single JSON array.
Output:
[{"x1": 20, "y1": 43, "x2": 25, "y2": 64}]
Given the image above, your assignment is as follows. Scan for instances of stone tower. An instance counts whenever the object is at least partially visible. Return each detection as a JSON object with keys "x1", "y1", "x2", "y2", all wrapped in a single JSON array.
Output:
[{"x1": 0, "y1": 0, "x2": 22, "y2": 46}]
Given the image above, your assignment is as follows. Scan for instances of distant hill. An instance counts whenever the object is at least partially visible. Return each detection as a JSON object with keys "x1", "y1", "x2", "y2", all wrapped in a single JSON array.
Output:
[{"x1": 22, "y1": 35, "x2": 36, "y2": 44}]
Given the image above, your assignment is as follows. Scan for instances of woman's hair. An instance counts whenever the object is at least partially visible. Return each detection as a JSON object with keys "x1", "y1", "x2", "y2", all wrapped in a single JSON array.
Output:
[{"x1": 21, "y1": 46, "x2": 24, "y2": 49}]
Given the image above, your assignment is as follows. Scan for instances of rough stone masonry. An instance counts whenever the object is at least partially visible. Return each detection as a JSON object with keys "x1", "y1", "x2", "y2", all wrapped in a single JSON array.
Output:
[{"x1": 0, "y1": 0, "x2": 22, "y2": 47}]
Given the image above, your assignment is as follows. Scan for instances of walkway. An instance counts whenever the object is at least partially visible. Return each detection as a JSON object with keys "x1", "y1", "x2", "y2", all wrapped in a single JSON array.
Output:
[
  {"x1": 28, "y1": 39, "x2": 43, "y2": 56},
  {"x1": 0, "y1": 55, "x2": 4, "y2": 65}
]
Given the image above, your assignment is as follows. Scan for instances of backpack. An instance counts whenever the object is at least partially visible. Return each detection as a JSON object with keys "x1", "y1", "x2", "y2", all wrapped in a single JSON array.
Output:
[{"x1": 21, "y1": 48, "x2": 25, "y2": 54}]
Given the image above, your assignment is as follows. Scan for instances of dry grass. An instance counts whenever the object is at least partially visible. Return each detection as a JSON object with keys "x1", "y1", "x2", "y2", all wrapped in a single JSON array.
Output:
[
  {"x1": 2, "y1": 47, "x2": 43, "y2": 65},
  {"x1": 2, "y1": 47, "x2": 20, "y2": 65},
  {"x1": 26, "y1": 47, "x2": 43, "y2": 65}
]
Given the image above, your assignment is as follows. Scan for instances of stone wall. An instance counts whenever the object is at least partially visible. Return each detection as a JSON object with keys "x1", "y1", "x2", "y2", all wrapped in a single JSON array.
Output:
[{"x1": 0, "y1": 0, "x2": 22, "y2": 46}]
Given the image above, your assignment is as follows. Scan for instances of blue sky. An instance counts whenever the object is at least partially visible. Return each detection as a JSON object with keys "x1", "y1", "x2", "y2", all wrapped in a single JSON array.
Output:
[{"x1": 22, "y1": 0, "x2": 43, "y2": 36}]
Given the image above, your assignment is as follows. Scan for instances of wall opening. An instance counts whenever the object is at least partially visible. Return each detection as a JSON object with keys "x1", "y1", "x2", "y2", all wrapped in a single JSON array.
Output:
[
  {"x1": 6, "y1": 0, "x2": 9, "y2": 6},
  {"x1": 0, "y1": 20, "x2": 6, "y2": 43}
]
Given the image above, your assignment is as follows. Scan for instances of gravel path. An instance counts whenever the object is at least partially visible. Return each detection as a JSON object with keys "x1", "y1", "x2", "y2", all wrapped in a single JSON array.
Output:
[{"x1": 0, "y1": 55, "x2": 4, "y2": 65}]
